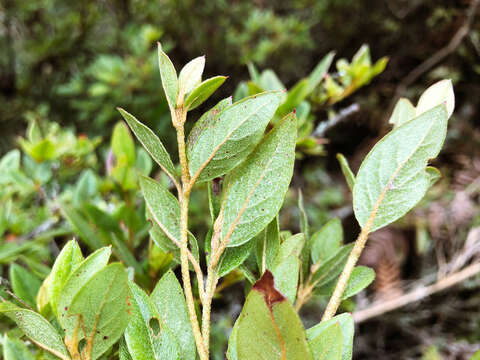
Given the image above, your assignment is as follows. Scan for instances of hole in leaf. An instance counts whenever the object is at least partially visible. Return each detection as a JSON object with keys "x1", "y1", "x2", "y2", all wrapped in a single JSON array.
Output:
[
  {"x1": 78, "y1": 338, "x2": 87, "y2": 353},
  {"x1": 149, "y1": 317, "x2": 161, "y2": 336}
]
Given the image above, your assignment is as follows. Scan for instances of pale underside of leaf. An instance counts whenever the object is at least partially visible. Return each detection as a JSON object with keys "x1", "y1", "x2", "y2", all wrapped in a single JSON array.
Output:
[{"x1": 353, "y1": 105, "x2": 448, "y2": 231}]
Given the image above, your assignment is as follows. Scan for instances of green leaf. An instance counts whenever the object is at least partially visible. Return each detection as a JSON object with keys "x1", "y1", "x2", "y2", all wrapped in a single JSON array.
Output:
[
  {"x1": 220, "y1": 113, "x2": 297, "y2": 247},
  {"x1": 150, "y1": 270, "x2": 195, "y2": 360},
  {"x1": 47, "y1": 240, "x2": 83, "y2": 316},
  {"x1": 353, "y1": 105, "x2": 449, "y2": 231},
  {"x1": 125, "y1": 281, "x2": 180, "y2": 360},
  {"x1": 157, "y1": 43, "x2": 178, "y2": 111},
  {"x1": 316, "y1": 266, "x2": 375, "y2": 300},
  {"x1": 298, "y1": 190, "x2": 309, "y2": 240},
  {"x1": 416, "y1": 79, "x2": 454, "y2": 119},
  {"x1": 57, "y1": 247, "x2": 111, "y2": 337},
  {"x1": 307, "y1": 313, "x2": 354, "y2": 360},
  {"x1": 112, "y1": 122, "x2": 135, "y2": 167},
  {"x1": 226, "y1": 321, "x2": 239, "y2": 360},
  {"x1": 233, "y1": 271, "x2": 312, "y2": 360},
  {"x1": 311, "y1": 244, "x2": 353, "y2": 288},
  {"x1": 177, "y1": 56, "x2": 205, "y2": 104},
  {"x1": 61, "y1": 203, "x2": 103, "y2": 250},
  {"x1": 218, "y1": 240, "x2": 254, "y2": 277},
  {"x1": 310, "y1": 218, "x2": 343, "y2": 265},
  {"x1": 0, "y1": 301, "x2": 69, "y2": 360},
  {"x1": 73, "y1": 170, "x2": 98, "y2": 206},
  {"x1": 3, "y1": 335, "x2": 35, "y2": 360},
  {"x1": 119, "y1": 337, "x2": 134, "y2": 360},
  {"x1": 118, "y1": 108, "x2": 177, "y2": 182},
  {"x1": 9, "y1": 264, "x2": 42, "y2": 308},
  {"x1": 336, "y1": 154, "x2": 355, "y2": 192},
  {"x1": 308, "y1": 51, "x2": 335, "y2": 93},
  {"x1": 258, "y1": 69, "x2": 285, "y2": 91},
  {"x1": 135, "y1": 148, "x2": 153, "y2": 176},
  {"x1": 187, "y1": 97, "x2": 232, "y2": 157},
  {"x1": 140, "y1": 176, "x2": 180, "y2": 243},
  {"x1": 426, "y1": 166, "x2": 441, "y2": 187},
  {"x1": 255, "y1": 216, "x2": 280, "y2": 273},
  {"x1": 184, "y1": 76, "x2": 227, "y2": 110},
  {"x1": 276, "y1": 79, "x2": 310, "y2": 117},
  {"x1": 308, "y1": 323, "x2": 342, "y2": 360},
  {"x1": 271, "y1": 233, "x2": 304, "y2": 303},
  {"x1": 187, "y1": 91, "x2": 282, "y2": 183},
  {"x1": 388, "y1": 98, "x2": 415, "y2": 128},
  {"x1": 67, "y1": 263, "x2": 130, "y2": 360}
]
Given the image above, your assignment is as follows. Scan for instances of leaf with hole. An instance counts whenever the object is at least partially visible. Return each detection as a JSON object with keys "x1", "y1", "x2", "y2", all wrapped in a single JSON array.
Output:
[
  {"x1": 66, "y1": 263, "x2": 130, "y2": 360},
  {"x1": 150, "y1": 270, "x2": 195, "y2": 360}
]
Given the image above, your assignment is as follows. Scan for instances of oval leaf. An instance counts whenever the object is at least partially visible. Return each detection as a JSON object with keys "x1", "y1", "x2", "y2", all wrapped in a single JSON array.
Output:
[
  {"x1": 188, "y1": 91, "x2": 282, "y2": 183},
  {"x1": 157, "y1": 43, "x2": 178, "y2": 111},
  {"x1": 177, "y1": 56, "x2": 205, "y2": 104},
  {"x1": 234, "y1": 271, "x2": 312, "y2": 360},
  {"x1": 184, "y1": 76, "x2": 227, "y2": 110},
  {"x1": 353, "y1": 105, "x2": 449, "y2": 231},
  {"x1": 220, "y1": 113, "x2": 297, "y2": 247},
  {"x1": 118, "y1": 108, "x2": 177, "y2": 182},
  {"x1": 310, "y1": 218, "x2": 343, "y2": 265},
  {"x1": 416, "y1": 79, "x2": 454, "y2": 119},
  {"x1": 0, "y1": 301, "x2": 69, "y2": 360}
]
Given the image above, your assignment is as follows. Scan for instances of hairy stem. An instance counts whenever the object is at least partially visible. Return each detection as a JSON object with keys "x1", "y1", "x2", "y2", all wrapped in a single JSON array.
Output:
[
  {"x1": 174, "y1": 109, "x2": 207, "y2": 360},
  {"x1": 322, "y1": 225, "x2": 370, "y2": 321}
]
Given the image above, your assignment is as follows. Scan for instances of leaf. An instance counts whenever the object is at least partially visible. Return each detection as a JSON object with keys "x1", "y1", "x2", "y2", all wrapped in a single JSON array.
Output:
[
  {"x1": 308, "y1": 323, "x2": 342, "y2": 360},
  {"x1": 316, "y1": 266, "x2": 375, "y2": 300},
  {"x1": 308, "y1": 51, "x2": 335, "y2": 93},
  {"x1": 353, "y1": 105, "x2": 449, "y2": 231},
  {"x1": 218, "y1": 240, "x2": 254, "y2": 277},
  {"x1": 119, "y1": 337, "x2": 134, "y2": 360},
  {"x1": 271, "y1": 233, "x2": 304, "y2": 303},
  {"x1": 124, "y1": 281, "x2": 180, "y2": 360},
  {"x1": 307, "y1": 313, "x2": 354, "y2": 360},
  {"x1": 311, "y1": 244, "x2": 354, "y2": 288},
  {"x1": 220, "y1": 113, "x2": 297, "y2": 247},
  {"x1": 61, "y1": 203, "x2": 104, "y2": 251},
  {"x1": 233, "y1": 271, "x2": 312, "y2": 360},
  {"x1": 310, "y1": 218, "x2": 343, "y2": 265},
  {"x1": 187, "y1": 97, "x2": 232, "y2": 157},
  {"x1": 150, "y1": 270, "x2": 195, "y2": 360},
  {"x1": 298, "y1": 190, "x2": 309, "y2": 240},
  {"x1": 47, "y1": 240, "x2": 83, "y2": 316},
  {"x1": 157, "y1": 43, "x2": 178, "y2": 111},
  {"x1": 177, "y1": 56, "x2": 205, "y2": 104},
  {"x1": 226, "y1": 321, "x2": 239, "y2": 360},
  {"x1": 3, "y1": 335, "x2": 35, "y2": 360},
  {"x1": 112, "y1": 122, "x2": 135, "y2": 167},
  {"x1": 187, "y1": 91, "x2": 282, "y2": 183},
  {"x1": 57, "y1": 247, "x2": 111, "y2": 337},
  {"x1": 73, "y1": 170, "x2": 98, "y2": 206},
  {"x1": 255, "y1": 216, "x2": 280, "y2": 273},
  {"x1": 0, "y1": 301, "x2": 69, "y2": 360},
  {"x1": 184, "y1": 76, "x2": 227, "y2": 110},
  {"x1": 276, "y1": 79, "x2": 310, "y2": 117},
  {"x1": 426, "y1": 166, "x2": 441, "y2": 186},
  {"x1": 416, "y1": 79, "x2": 454, "y2": 119},
  {"x1": 9, "y1": 264, "x2": 42, "y2": 308},
  {"x1": 118, "y1": 108, "x2": 177, "y2": 181},
  {"x1": 140, "y1": 176, "x2": 180, "y2": 244},
  {"x1": 67, "y1": 263, "x2": 130, "y2": 360},
  {"x1": 388, "y1": 98, "x2": 415, "y2": 128},
  {"x1": 336, "y1": 154, "x2": 355, "y2": 192}
]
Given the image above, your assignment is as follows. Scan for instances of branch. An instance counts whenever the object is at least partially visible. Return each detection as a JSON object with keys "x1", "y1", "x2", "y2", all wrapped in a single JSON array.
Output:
[
  {"x1": 353, "y1": 261, "x2": 480, "y2": 323},
  {"x1": 388, "y1": 0, "x2": 480, "y2": 113}
]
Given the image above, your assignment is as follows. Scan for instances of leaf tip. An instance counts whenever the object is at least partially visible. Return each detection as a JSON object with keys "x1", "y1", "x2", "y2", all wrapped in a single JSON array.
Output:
[{"x1": 253, "y1": 270, "x2": 285, "y2": 308}]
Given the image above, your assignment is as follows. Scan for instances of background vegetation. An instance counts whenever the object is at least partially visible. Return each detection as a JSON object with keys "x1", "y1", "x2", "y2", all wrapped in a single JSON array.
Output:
[{"x1": 1, "y1": 0, "x2": 480, "y2": 358}]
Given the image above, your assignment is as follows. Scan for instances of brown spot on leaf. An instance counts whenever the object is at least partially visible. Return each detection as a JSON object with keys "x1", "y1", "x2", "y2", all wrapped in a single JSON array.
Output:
[{"x1": 253, "y1": 270, "x2": 285, "y2": 309}]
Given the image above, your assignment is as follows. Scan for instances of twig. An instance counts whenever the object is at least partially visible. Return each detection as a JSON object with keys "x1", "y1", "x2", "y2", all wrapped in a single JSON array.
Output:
[
  {"x1": 353, "y1": 261, "x2": 480, "y2": 323},
  {"x1": 313, "y1": 103, "x2": 360, "y2": 137},
  {"x1": 388, "y1": 0, "x2": 480, "y2": 114}
]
